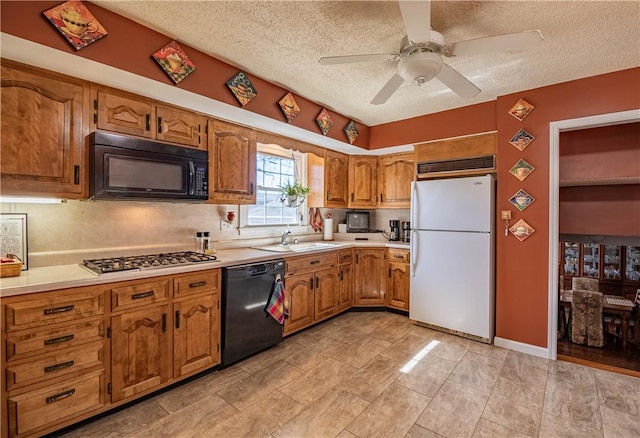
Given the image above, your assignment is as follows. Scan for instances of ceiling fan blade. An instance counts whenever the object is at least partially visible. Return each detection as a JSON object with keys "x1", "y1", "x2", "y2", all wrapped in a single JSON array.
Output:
[
  {"x1": 371, "y1": 73, "x2": 405, "y2": 105},
  {"x1": 436, "y1": 64, "x2": 481, "y2": 99},
  {"x1": 319, "y1": 54, "x2": 399, "y2": 65},
  {"x1": 398, "y1": 0, "x2": 431, "y2": 43},
  {"x1": 445, "y1": 30, "x2": 544, "y2": 57}
]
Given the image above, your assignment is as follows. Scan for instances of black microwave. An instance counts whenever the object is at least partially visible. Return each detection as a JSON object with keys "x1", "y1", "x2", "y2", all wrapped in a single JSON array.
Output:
[{"x1": 90, "y1": 131, "x2": 208, "y2": 201}]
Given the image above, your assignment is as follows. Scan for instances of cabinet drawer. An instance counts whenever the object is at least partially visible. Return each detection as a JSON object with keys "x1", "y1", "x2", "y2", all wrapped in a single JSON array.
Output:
[
  {"x1": 4, "y1": 289, "x2": 105, "y2": 332},
  {"x1": 6, "y1": 318, "x2": 104, "y2": 362},
  {"x1": 286, "y1": 252, "x2": 338, "y2": 275},
  {"x1": 339, "y1": 249, "x2": 353, "y2": 264},
  {"x1": 111, "y1": 279, "x2": 170, "y2": 311},
  {"x1": 7, "y1": 369, "x2": 105, "y2": 437},
  {"x1": 6, "y1": 341, "x2": 104, "y2": 391},
  {"x1": 387, "y1": 248, "x2": 410, "y2": 262},
  {"x1": 174, "y1": 270, "x2": 220, "y2": 299}
]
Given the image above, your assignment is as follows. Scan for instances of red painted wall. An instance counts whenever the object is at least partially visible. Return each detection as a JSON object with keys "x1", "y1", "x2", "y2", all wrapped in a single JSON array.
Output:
[
  {"x1": 495, "y1": 69, "x2": 640, "y2": 348},
  {"x1": 0, "y1": 0, "x2": 370, "y2": 148}
]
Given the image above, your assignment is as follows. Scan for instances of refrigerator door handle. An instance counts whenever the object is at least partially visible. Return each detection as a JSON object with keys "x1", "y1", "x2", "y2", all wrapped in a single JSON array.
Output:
[{"x1": 410, "y1": 229, "x2": 418, "y2": 277}]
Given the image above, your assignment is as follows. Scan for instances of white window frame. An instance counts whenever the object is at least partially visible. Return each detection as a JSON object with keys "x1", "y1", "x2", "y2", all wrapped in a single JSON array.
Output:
[{"x1": 238, "y1": 143, "x2": 310, "y2": 237}]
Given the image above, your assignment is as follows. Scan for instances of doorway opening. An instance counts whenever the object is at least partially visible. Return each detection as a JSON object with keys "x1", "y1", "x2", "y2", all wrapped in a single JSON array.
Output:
[{"x1": 547, "y1": 109, "x2": 640, "y2": 376}]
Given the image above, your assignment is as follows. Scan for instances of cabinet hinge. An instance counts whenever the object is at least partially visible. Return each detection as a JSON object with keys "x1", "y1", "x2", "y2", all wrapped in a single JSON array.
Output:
[
  {"x1": 107, "y1": 383, "x2": 112, "y2": 394},
  {"x1": 74, "y1": 165, "x2": 80, "y2": 185},
  {"x1": 106, "y1": 327, "x2": 112, "y2": 338},
  {"x1": 93, "y1": 113, "x2": 97, "y2": 124}
]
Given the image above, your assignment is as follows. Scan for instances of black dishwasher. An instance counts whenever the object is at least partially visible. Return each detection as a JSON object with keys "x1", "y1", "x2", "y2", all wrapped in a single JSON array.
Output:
[{"x1": 221, "y1": 260, "x2": 285, "y2": 366}]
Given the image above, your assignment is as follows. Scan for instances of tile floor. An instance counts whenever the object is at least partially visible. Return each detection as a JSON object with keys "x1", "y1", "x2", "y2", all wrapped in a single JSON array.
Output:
[{"x1": 59, "y1": 311, "x2": 640, "y2": 438}]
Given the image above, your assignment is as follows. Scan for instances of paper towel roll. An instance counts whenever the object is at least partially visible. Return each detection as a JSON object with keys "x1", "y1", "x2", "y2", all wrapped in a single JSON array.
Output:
[{"x1": 323, "y1": 218, "x2": 334, "y2": 240}]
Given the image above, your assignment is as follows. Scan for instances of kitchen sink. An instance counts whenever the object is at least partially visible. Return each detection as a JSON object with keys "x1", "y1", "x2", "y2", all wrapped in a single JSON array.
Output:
[{"x1": 253, "y1": 242, "x2": 343, "y2": 253}]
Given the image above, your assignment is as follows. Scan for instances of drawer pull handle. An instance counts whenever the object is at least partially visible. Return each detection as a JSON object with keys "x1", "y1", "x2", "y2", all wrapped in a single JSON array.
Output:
[
  {"x1": 175, "y1": 310, "x2": 180, "y2": 329},
  {"x1": 189, "y1": 281, "x2": 207, "y2": 288},
  {"x1": 46, "y1": 388, "x2": 75, "y2": 404},
  {"x1": 310, "y1": 260, "x2": 320, "y2": 265},
  {"x1": 132, "y1": 291, "x2": 154, "y2": 300},
  {"x1": 44, "y1": 305, "x2": 74, "y2": 315},
  {"x1": 44, "y1": 360, "x2": 75, "y2": 373},
  {"x1": 44, "y1": 334, "x2": 75, "y2": 346},
  {"x1": 393, "y1": 255, "x2": 404, "y2": 259}
]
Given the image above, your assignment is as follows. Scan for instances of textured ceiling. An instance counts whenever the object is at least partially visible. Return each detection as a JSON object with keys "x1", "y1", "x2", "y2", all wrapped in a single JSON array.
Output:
[{"x1": 92, "y1": 1, "x2": 640, "y2": 127}]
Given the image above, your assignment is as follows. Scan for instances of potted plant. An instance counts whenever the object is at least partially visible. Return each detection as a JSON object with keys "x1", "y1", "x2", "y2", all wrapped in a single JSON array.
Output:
[{"x1": 279, "y1": 181, "x2": 310, "y2": 207}]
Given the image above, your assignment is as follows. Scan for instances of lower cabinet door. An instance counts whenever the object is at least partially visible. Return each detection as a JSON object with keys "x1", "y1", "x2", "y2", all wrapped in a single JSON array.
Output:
[
  {"x1": 173, "y1": 294, "x2": 219, "y2": 377},
  {"x1": 339, "y1": 263, "x2": 354, "y2": 310},
  {"x1": 7, "y1": 369, "x2": 105, "y2": 437},
  {"x1": 314, "y1": 267, "x2": 340, "y2": 320},
  {"x1": 283, "y1": 274, "x2": 314, "y2": 335},
  {"x1": 387, "y1": 261, "x2": 410, "y2": 310},
  {"x1": 111, "y1": 305, "x2": 171, "y2": 402}
]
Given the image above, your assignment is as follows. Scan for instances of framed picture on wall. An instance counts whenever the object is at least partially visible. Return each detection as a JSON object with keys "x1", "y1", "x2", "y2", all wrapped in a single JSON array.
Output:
[{"x1": 0, "y1": 213, "x2": 28, "y2": 270}]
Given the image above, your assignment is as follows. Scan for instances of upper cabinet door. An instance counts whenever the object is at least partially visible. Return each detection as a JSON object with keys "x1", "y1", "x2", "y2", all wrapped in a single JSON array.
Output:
[
  {"x1": 324, "y1": 150, "x2": 349, "y2": 208},
  {"x1": 378, "y1": 153, "x2": 414, "y2": 208},
  {"x1": 156, "y1": 105, "x2": 206, "y2": 150},
  {"x1": 1, "y1": 61, "x2": 87, "y2": 198},
  {"x1": 348, "y1": 156, "x2": 378, "y2": 208},
  {"x1": 94, "y1": 89, "x2": 154, "y2": 139},
  {"x1": 207, "y1": 119, "x2": 257, "y2": 204}
]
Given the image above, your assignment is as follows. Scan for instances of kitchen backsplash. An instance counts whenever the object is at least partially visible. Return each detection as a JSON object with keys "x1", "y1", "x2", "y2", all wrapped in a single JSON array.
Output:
[{"x1": 1, "y1": 201, "x2": 408, "y2": 268}]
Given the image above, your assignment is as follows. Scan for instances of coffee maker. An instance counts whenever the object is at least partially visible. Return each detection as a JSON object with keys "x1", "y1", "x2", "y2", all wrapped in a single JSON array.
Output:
[
  {"x1": 401, "y1": 221, "x2": 411, "y2": 243},
  {"x1": 389, "y1": 220, "x2": 400, "y2": 241}
]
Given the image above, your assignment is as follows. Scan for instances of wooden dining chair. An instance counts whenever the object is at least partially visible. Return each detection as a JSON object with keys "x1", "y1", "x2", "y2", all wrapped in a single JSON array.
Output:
[
  {"x1": 627, "y1": 289, "x2": 640, "y2": 347},
  {"x1": 571, "y1": 289, "x2": 604, "y2": 347}
]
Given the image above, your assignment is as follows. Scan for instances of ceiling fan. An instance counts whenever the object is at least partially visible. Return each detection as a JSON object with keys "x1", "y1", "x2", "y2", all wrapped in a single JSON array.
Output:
[{"x1": 318, "y1": 1, "x2": 544, "y2": 105}]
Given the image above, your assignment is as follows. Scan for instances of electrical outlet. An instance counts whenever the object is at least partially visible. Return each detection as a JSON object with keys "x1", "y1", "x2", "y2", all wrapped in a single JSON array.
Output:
[
  {"x1": 501, "y1": 210, "x2": 512, "y2": 220},
  {"x1": 220, "y1": 219, "x2": 233, "y2": 231}
]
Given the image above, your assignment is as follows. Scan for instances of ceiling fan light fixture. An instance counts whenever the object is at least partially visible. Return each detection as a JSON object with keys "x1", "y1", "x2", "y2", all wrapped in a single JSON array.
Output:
[{"x1": 398, "y1": 52, "x2": 442, "y2": 85}]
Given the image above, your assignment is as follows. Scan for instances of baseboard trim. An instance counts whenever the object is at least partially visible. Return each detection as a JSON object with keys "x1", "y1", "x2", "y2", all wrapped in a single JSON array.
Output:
[{"x1": 494, "y1": 336, "x2": 550, "y2": 359}]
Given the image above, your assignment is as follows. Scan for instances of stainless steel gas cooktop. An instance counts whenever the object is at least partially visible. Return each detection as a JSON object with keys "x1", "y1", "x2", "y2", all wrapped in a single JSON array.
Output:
[{"x1": 82, "y1": 251, "x2": 219, "y2": 275}]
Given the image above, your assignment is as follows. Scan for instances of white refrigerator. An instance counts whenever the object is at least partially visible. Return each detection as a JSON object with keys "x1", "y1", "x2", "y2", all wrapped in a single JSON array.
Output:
[{"x1": 409, "y1": 174, "x2": 495, "y2": 343}]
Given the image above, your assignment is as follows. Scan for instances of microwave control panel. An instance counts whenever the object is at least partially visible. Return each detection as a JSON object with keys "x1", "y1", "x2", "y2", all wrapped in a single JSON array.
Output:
[{"x1": 195, "y1": 164, "x2": 208, "y2": 195}]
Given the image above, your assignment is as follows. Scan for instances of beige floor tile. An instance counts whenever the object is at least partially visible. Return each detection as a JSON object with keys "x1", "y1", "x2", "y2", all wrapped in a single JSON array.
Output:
[
  {"x1": 543, "y1": 379, "x2": 601, "y2": 431},
  {"x1": 379, "y1": 332, "x2": 440, "y2": 363},
  {"x1": 428, "y1": 334, "x2": 473, "y2": 363},
  {"x1": 346, "y1": 383, "x2": 430, "y2": 438},
  {"x1": 499, "y1": 351, "x2": 549, "y2": 387},
  {"x1": 128, "y1": 395, "x2": 237, "y2": 438},
  {"x1": 416, "y1": 380, "x2": 489, "y2": 438},
  {"x1": 340, "y1": 354, "x2": 402, "y2": 402},
  {"x1": 198, "y1": 390, "x2": 305, "y2": 438},
  {"x1": 283, "y1": 336, "x2": 335, "y2": 371},
  {"x1": 468, "y1": 342, "x2": 510, "y2": 361},
  {"x1": 394, "y1": 353, "x2": 457, "y2": 398},
  {"x1": 538, "y1": 411, "x2": 603, "y2": 438},
  {"x1": 448, "y1": 350, "x2": 505, "y2": 394},
  {"x1": 546, "y1": 360, "x2": 596, "y2": 388},
  {"x1": 216, "y1": 360, "x2": 303, "y2": 410},
  {"x1": 482, "y1": 392, "x2": 542, "y2": 437},
  {"x1": 280, "y1": 357, "x2": 357, "y2": 406},
  {"x1": 600, "y1": 404, "x2": 640, "y2": 438},
  {"x1": 236, "y1": 337, "x2": 306, "y2": 375},
  {"x1": 595, "y1": 369, "x2": 640, "y2": 416},
  {"x1": 472, "y1": 418, "x2": 534, "y2": 438},
  {"x1": 60, "y1": 398, "x2": 169, "y2": 438},
  {"x1": 326, "y1": 335, "x2": 392, "y2": 368},
  {"x1": 405, "y1": 424, "x2": 444, "y2": 438},
  {"x1": 371, "y1": 318, "x2": 414, "y2": 343},
  {"x1": 494, "y1": 376, "x2": 546, "y2": 412},
  {"x1": 336, "y1": 430, "x2": 358, "y2": 438},
  {"x1": 272, "y1": 389, "x2": 369, "y2": 438}
]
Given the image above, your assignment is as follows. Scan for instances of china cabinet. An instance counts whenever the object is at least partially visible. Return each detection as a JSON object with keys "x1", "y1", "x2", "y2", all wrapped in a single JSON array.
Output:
[{"x1": 560, "y1": 242, "x2": 640, "y2": 296}]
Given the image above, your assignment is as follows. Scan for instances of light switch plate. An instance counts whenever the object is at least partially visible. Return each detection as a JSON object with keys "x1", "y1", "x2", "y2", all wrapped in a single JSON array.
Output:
[{"x1": 501, "y1": 210, "x2": 512, "y2": 220}]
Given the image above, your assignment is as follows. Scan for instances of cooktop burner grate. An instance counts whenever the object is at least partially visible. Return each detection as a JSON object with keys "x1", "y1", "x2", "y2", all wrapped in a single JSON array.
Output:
[{"x1": 82, "y1": 251, "x2": 218, "y2": 275}]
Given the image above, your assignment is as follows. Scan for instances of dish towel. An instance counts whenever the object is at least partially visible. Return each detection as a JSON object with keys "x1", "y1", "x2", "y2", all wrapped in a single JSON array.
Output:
[{"x1": 265, "y1": 276, "x2": 288, "y2": 324}]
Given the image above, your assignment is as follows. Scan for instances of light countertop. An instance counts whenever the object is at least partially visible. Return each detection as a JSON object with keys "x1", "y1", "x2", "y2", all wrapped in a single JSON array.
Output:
[{"x1": 0, "y1": 241, "x2": 410, "y2": 297}]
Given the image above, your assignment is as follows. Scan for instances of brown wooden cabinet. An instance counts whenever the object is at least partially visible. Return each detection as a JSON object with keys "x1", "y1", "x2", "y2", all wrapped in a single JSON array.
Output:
[
  {"x1": 354, "y1": 248, "x2": 387, "y2": 306},
  {"x1": 378, "y1": 153, "x2": 414, "y2": 209},
  {"x1": 284, "y1": 251, "x2": 341, "y2": 335},
  {"x1": 324, "y1": 150, "x2": 349, "y2": 208},
  {"x1": 207, "y1": 119, "x2": 257, "y2": 204},
  {"x1": 93, "y1": 88, "x2": 206, "y2": 149},
  {"x1": 386, "y1": 248, "x2": 410, "y2": 311},
  {"x1": 348, "y1": 156, "x2": 378, "y2": 208},
  {"x1": 2, "y1": 286, "x2": 107, "y2": 438},
  {"x1": 172, "y1": 271, "x2": 220, "y2": 378},
  {"x1": 0, "y1": 60, "x2": 88, "y2": 198},
  {"x1": 338, "y1": 249, "x2": 354, "y2": 310}
]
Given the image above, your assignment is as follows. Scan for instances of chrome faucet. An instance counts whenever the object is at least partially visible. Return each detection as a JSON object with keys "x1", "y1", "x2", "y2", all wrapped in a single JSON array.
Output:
[{"x1": 280, "y1": 225, "x2": 292, "y2": 245}]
